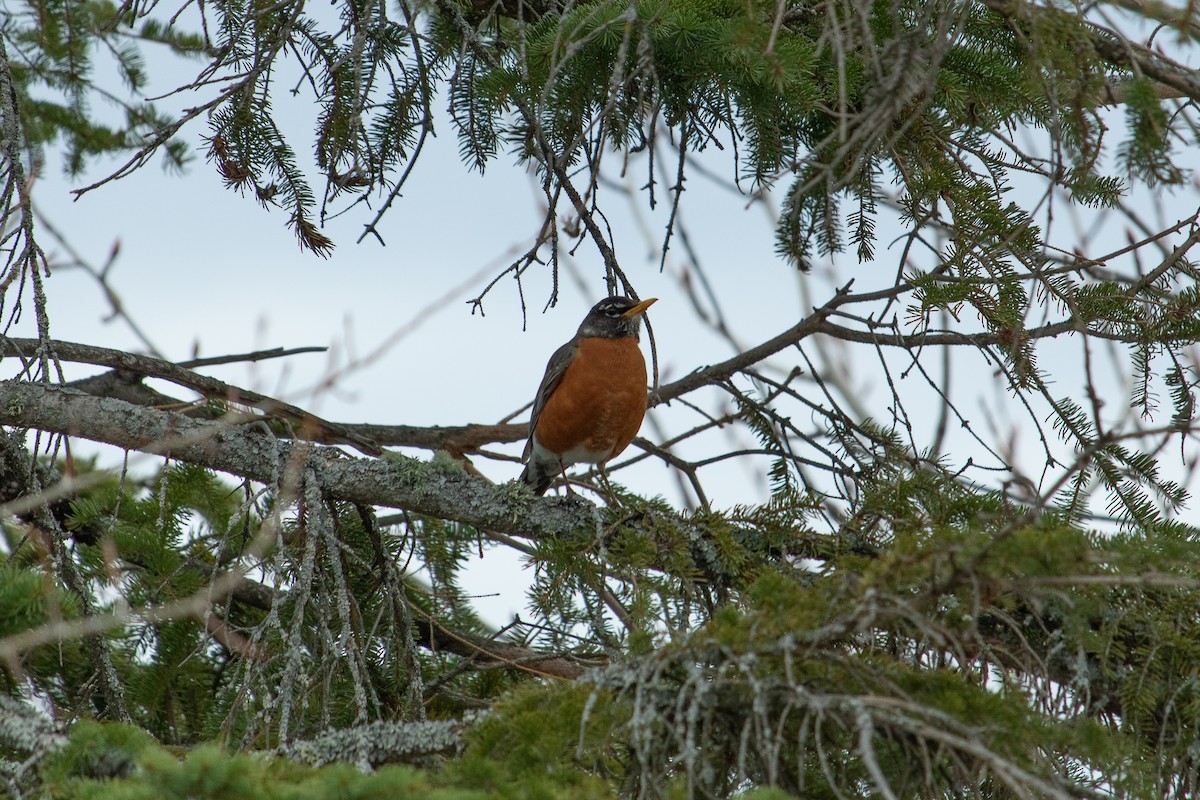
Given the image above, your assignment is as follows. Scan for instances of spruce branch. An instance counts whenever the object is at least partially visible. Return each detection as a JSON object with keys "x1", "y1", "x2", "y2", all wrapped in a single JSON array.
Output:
[
  {"x1": 0, "y1": 429, "x2": 308, "y2": 669},
  {"x1": 0, "y1": 431, "x2": 131, "y2": 722}
]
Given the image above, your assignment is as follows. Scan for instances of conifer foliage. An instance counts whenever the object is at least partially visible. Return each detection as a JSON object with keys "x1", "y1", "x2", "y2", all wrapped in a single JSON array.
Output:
[{"x1": 3, "y1": 0, "x2": 1200, "y2": 797}]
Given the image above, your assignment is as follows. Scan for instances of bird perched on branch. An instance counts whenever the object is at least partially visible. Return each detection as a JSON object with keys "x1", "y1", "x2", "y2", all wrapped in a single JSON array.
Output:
[{"x1": 520, "y1": 295, "x2": 658, "y2": 495}]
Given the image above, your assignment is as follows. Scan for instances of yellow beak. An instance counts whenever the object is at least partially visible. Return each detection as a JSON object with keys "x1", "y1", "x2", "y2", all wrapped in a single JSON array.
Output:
[{"x1": 622, "y1": 297, "x2": 658, "y2": 318}]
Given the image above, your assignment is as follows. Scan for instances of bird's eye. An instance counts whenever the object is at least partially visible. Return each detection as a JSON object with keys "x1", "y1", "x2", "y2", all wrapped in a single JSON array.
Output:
[{"x1": 605, "y1": 305, "x2": 621, "y2": 316}]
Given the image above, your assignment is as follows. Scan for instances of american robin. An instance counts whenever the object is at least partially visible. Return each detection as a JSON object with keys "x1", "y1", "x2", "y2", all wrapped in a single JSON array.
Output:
[{"x1": 520, "y1": 295, "x2": 658, "y2": 495}]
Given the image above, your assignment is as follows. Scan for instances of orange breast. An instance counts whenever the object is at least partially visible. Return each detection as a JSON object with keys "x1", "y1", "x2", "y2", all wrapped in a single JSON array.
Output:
[{"x1": 534, "y1": 337, "x2": 648, "y2": 462}]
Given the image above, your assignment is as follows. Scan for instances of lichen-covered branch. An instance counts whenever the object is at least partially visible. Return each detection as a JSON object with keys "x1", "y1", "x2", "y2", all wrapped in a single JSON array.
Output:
[
  {"x1": 275, "y1": 718, "x2": 464, "y2": 768},
  {"x1": 0, "y1": 379, "x2": 847, "y2": 568}
]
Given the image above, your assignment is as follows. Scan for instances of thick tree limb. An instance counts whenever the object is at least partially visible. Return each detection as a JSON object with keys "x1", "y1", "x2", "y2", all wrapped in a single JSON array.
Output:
[
  {"x1": 0, "y1": 379, "x2": 588, "y2": 540},
  {"x1": 983, "y1": 0, "x2": 1200, "y2": 102},
  {"x1": 353, "y1": 421, "x2": 527, "y2": 451},
  {"x1": 1090, "y1": 29, "x2": 1200, "y2": 102},
  {"x1": 0, "y1": 380, "x2": 853, "y2": 577},
  {"x1": 0, "y1": 338, "x2": 380, "y2": 456},
  {"x1": 64, "y1": 367, "x2": 530, "y2": 452}
]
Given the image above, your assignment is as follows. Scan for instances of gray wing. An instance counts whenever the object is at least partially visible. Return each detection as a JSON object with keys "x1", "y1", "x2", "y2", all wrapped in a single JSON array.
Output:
[{"x1": 522, "y1": 337, "x2": 579, "y2": 462}]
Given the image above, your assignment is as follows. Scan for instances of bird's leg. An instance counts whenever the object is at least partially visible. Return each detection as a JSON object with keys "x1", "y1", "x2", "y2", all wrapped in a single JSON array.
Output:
[
  {"x1": 557, "y1": 459, "x2": 575, "y2": 496},
  {"x1": 596, "y1": 463, "x2": 620, "y2": 504}
]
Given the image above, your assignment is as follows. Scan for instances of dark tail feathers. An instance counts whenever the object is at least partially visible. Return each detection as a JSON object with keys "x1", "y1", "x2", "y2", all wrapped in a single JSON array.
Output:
[{"x1": 519, "y1": 462, "x2": 553, "y2": 496}]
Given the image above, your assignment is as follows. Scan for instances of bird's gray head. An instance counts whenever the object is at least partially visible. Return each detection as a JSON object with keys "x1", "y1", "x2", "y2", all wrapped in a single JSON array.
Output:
[{"x1": 576, "y1": 296, "x2": 658, "y2": 339}]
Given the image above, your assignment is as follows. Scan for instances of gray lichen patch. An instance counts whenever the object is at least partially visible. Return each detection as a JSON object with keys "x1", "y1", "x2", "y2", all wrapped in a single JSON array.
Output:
[
  {"x1": 276, "y1": 718, "x2": 464, "y2": 770},
  {"x1": 0, "y1": 697, "x2": 66, "y2": 756}
]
